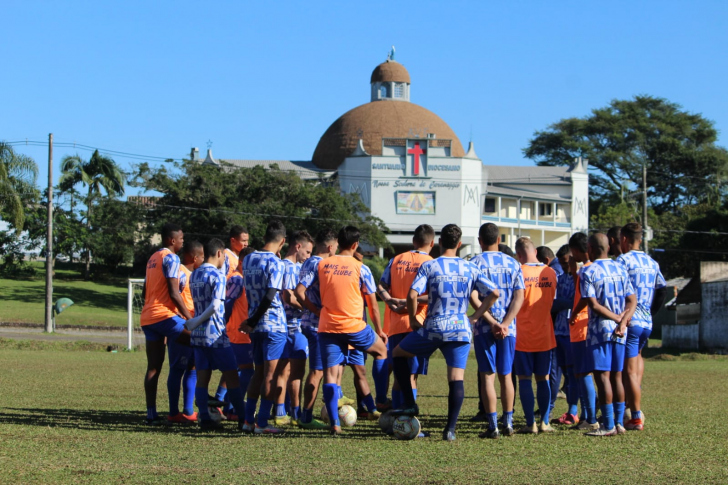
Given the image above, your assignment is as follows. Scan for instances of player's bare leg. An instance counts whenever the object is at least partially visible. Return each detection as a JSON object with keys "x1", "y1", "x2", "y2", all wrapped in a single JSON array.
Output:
[{"x1": 144, "y1": 339, "x2": 166, "y2": 423}]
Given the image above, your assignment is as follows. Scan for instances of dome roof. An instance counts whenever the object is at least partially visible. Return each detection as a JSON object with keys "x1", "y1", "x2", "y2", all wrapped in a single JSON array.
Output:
[
  {"x1": 312, "y1": 101, "x2": 465, "y2": 170},
  {"x1": 370, "y1": 60, "x2": 411, "y2": 84}
]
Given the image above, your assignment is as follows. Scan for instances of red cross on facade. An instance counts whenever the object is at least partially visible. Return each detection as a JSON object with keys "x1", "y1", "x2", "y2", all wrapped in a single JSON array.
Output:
[{"x1": 407, "y1": 142, "x2": 426, "y2": 176}]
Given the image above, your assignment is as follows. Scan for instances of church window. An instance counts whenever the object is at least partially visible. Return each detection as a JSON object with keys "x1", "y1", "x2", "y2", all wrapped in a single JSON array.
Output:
[
  {"x1": 380, "y1": 85, "x2": 388, "y2": 98},
  {"x1": 394, "y1": 83, "x2": 404, "y2": 98},
  {"x1": 484, "y1": 197, "x2": 496, "y2": 214}
]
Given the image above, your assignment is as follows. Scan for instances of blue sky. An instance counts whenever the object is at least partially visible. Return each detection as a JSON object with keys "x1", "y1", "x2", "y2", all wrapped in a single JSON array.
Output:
[{"x1": 2, "y1": 1, "x2": 727, "y2": 197}]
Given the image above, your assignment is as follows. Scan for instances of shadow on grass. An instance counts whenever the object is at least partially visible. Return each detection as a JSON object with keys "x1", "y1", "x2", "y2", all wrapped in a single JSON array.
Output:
[{"x1": 0, "y1": 284, "x2": 127, "y2": 313}]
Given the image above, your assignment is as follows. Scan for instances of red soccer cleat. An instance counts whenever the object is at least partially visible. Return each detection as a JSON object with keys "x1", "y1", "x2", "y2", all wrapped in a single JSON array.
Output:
[
  {"x1": 556, "y1": 413, "x2": 579, "y2": 425},
  {"x1": 167, "y1": 412, "x2": 198, "y2": 424}
]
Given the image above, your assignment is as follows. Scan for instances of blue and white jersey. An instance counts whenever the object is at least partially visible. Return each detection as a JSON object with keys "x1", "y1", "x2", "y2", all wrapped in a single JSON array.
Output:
[
  {"x1": 178, "y1": 268, "x2": 188, "y2": 294},
  {"x1": 190, "y1": 263, "x2": 228, "y2": 348},
  {"x1": 580, "y1": 259, "x2": 635, "y2": 346},
  {"x1": 282, "y1": 258, "x2": 305, "y2": 334},
  {"x1": 410, "y1": 257, "x2": 497, "y2": 342},
  {"x1": 554, "y1": 272, "x2": 575, "y2": 337},
  {"x1": 298, "y1": 255, "x2": 323, "y2": 331},
  {"x1": 242, "y1": 251, "x2": 287, "y2": 333},
  {"x1": 226, "y1": 272, "x2": 244, "y2": 301},
  {"x1": 470, "y1": 251, "x2": 525, "y2": 337},
  {"x1": 549, "y1": 259, "x2": 564, "y2": 277},
  {"x1": 616, "y1": 251, "x2": 666, "y2": 330}
]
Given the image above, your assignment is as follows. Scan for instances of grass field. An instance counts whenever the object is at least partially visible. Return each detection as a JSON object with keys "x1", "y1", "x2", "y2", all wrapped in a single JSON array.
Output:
[{"x1": 0, "y1": 344, "x2": 726, "y2": 484}]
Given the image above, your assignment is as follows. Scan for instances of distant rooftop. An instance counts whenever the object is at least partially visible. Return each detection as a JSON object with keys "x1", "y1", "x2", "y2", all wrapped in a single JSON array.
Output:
[{"x1": 219, "y1": 159, "x2": 335, "y2": 180}]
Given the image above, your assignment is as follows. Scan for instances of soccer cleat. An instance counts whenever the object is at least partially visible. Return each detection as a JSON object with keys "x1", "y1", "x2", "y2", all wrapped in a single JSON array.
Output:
[
  {"x1": 145, "y1": 416, "x2": 166, "y2": 427},
  {"x1": 366, "y1": 410, "x2": 382, "y2": 421},
  {"x1": 517, "y1": 423, "x2": 538, "y2": 434},
  {"x1": 338, "y1": 396, "x2": 356, "y2": 407},
  {"x1": 442, "y1": 429, "x2": 457, "y2": 442},
  {"x1": 167, "y1": 412, "x2": 198, "y2": 424},
  {"x1": 207, "y1": 395, "x2": 224, "y2": 408},
  {"x1": 274, "y1": 415, "x2": 291, "y2": 426},
  {"x1": 330, "y1": 425, "x2": 342, "y2": 436},
  {"x1": 470, "y1": 412, "x2": 488, "y2": 422},
  {"x1": 417, "y1": 431, "x2": 431, "y2": 438},
  {"x1": 573, "y1": 421, "x2": 600, "y2": 431},
  {"x1": 538, "y1": 422, "x2": 555, "y2": 433},
  {"x1": 625, "y1": 418, "x2": 644, "y2": 431},
  {"x1": 557, "y1": 390, "x2": 567, "y2": 400},
  {"x1": 254, "y1": 424, "x2": 285, "y2": 435},
  {"x1": 225, "y1": 412, "x2": 239, "y2": 422},
  {"x1": 390, "y1": 403, "x2": 419, "y2": 417},
  {"x1": 479, "y1": 427, "x2": 500, "y2": 439},
  {"x1": 199, "y1": 419, "x2": 224, "y2": 431},
  {"x1": 502, "y1": 426, "x2": 515, "y2": 437},
  {"x1": 239, "y1": 421, "x2": 255, "y2": 434},
  {"x1": 376, "y1": 399, "x2": 393, "y2": 412},
  {"x1": 586, "y1": 426, "x2": 617, "y2": 437},
  {"x1": 615, "y1": 423, "x2": 626, "y2": 435},
  {"x1": 556, "y1": 413, "x2": 579, "y2": 425},
  {"x1": 298, "y1": 418, "x2": 329, "y2": 430},
  {"x1": 290, "y1": 418, "x2": 298, "y2": 426}
]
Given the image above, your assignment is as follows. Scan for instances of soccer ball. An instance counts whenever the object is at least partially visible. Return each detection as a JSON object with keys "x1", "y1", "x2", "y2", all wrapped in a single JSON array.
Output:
[
  {"x1": 379, "y1": 410, "x2": 395, "y2": 433},
  {"x1": 392, "y1": 416, "x2": 420, "y2": 440},
  {"x1": 320, "y1": 404, "x2": 329, "y2": 423},
  {"x1": 339, "y1": 405, "x2": 357, "y2": 427},
  {"x1": 198, "y1": 406, "x2": 224, "y2": 423}
]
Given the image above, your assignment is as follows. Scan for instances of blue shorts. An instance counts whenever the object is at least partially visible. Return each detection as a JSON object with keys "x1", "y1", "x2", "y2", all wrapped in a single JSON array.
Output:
[
  {"x1": 231, "y1": 342, "x2": 254, "y2": 367},
  {"x1": 474, "y1": 332, "x2": 515, "y2": 375},
  {"x1": 387, "y1": 332, "x2": 429, "y2": 375},
  {"x1": 625, "y1": 326, "x2": 651, "y2": 359},
  {"x1": 554, "y1": 335, "x2": 573, "y2": 367},
  {"x1": 319, "y1": 326, "x2": 377, "y2": 369},
  {"x1": 346, "y1": 349, "x2": 366, "y2": 367},
  {"x1": 142, "y1": 316, "x2": 186, "y2": 343},
  {"x1": 515, "y1": 350, "x2": 552, "y2": 377},
  {"x1": 303, "y1": 327, "x2": 323, "y2": 371},
  {"x1": 397, "y1": 330, "x2": 470, "y2": 370},
  {"x1": 167, "y1": 339, "x2": 194, "y2": 371},
  {"x1": 251, "y1": 331, "x2": 288, "y2": 366},
  {"x1": 590, "y1": 342, "x2": 625, "y2": 372},
  {"x1": 194, "y1": 345, "x2": 238, "y2": 372},
  {"x1": 570, "y1": 340, "x2": 592, "y2": 375},
  {"x1": 286, "y1": 331, "x2": 309, "y2": 361}
]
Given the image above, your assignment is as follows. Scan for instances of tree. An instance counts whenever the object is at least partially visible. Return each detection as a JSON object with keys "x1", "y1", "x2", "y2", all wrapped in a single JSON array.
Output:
[
  {"x1": 89, "y1": 197, "x2": 146, "y2": 270},
  {"x1": 59, "y1": 150, "x2": 125, "y2": 278},
  {"x1": 0, "y1": 142, "x2": 38, "y2": 232},
  {"x1": 523, "y1": 95, "x2": 728, "y2": 215},
  {"x1": 131, "y1": 159, "x2": 389, "y2": 252}
]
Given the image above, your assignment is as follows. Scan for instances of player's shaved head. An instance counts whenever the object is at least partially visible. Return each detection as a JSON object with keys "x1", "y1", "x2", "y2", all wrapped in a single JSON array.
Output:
[
  {"x1": 338, "y1": 226, "x2": 361, "y2": 249},
  {"x1": 621, "y1": 222, "x2": 643, "y2": 243},
  {"x1": 439, "y1": 224, "x2": 462, "y2": 250},
  {"x1": 499, "y1": 244, "x2": 515, "y2": 258},
  {"x1": 607, "y1": 226, "x2": 621, "y2": 242},
  {"x1": 182, "y1": 240, "x2": 203, "y2": 255},
  {"x1": 536, "y1": 246, "x2": 555, "y2": 264},
  {"x1": 161, "y1": 222, "x2": 182, "y2": 242},
  {"x1": 291, "y1": 230, "x2": 314, "y2": 246},
  {"x1": 515, "y1": 237, "x2": 535, "y2": 254},
  {"x1": 204, "y1": 238, "x2": 225, "y2": 261},
  {"x1": 264, "y1": 219, "x2": 286, "y2": 243},
  {"x1": 479, "y1": 223, "x2": 500, "y2": 246},
  {"x1": 229, "y1": 225, "x2": 248, "y2": 239},
  {"x1": 413, "y1": 224, "x2": 435, "y2": 247},
  {"x1": 240, "y1": 247, "x2": 256, "y2": 258},
  {"x1": 588, "y1": 233, "x2": 609, "y2": 260},
  {"x1": 556, "y1": 244, "x2": 571, "y2": 259},
  {"x1": 315, "y1": 228, "x2": 337, "y2": 247},
  {"x1": 568, "y1": 232, "x2": 588, "y2": 254}
]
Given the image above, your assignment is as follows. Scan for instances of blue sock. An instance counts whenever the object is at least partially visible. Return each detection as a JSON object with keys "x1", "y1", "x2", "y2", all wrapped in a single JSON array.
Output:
[
  {"x1": 362, "y1": 394, "x2": 376, "y2": 412},
  {"x1": 292, "y1": 406, "x2": 300, "y2": 420},
  {"x1": 634, "y1": 410, "x2": 642, "y2": 420},
  {"x1": 487, "y1": 412, "x2": 498, "y2": 431},
  {"x1": 226, "y1": 387, "x2": 246, "y2": 421},
  {"x1": 392, "y1": 390, "x2": 402, "y2": 408},
  {"x1": 146, "y1": 407, "x2": 157, "y2": 420},
  {"x1": 183, "y1": 369, "x2": 196, "y2": 415},
  {"x1": 195, "y1": 387, "x2": 210, "y2": 420},
  {"x1": 238, "y1": 368, "x2": 254, "y2": 402},
  {"x1": 614, "y1": 402, "x2": 626, "y2": 426},
  {"x1": 301, "y1": 407, "x2": 313, "y2": 424},
  {"x1": 245, "y1": 398, "x2": 257, "y2": 424},
  {"x1": 275, "y1": 403, "x2": 286, "y2": 417},
  {"x1": 257, "y1": 399, "x2": 273, "y2": 428},
  {"x1": 323, "y1": 383, "x2": 340, "y2": 426},
  {"x1": 285, "y1": 395, "x2": 291, "y2": 415},
  {"x1": 584, "y1": 376, "x2": 597, "y2": 424},
  {"x1": 338, "y1": 385, "x2": 344, "y2": 399},
  {"x1": 519, "y1": 379, "x2": 535, "y2": 426},
  {"x1": 566, "y1": 367, "x2": 578, "y2": 416},
  {"x1": 223, "y1": 399, "x2": 232, "y2": 415},
  {"x1": 537, "y1": 380, "x2": 552, "y2": 424},
  {"x1": 601, "y1": 403, "x2": 615, "y2": 430},
  {"x1": 412, "y1": 388, "x2": 418, "y2": 401},
  {"x1": 372, "y1": 358, "x2": 389, "y2": 404},
  {"x1": 215, "y1": 385, "x2": 227, "y2": 402},
  {"x1": 446, "y1": 380, "x2": 465, "y2": 432},
  {"x1": 505, "y1": 411, "x2": 514, "y2": 428},
  {"x1": 167, "y1": 367, "x2": 184, "y2": 416}
]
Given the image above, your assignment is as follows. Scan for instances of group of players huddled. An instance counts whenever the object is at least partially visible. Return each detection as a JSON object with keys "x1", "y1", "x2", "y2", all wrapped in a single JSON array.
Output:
[{"x1": 139, "y1": 218, "x2": 665, "y2": 440}]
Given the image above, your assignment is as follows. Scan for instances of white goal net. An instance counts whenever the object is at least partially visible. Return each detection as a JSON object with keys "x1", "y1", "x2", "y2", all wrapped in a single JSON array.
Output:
[{"x1": 127, "y1": 279, "x2": 145, "y2": 350}]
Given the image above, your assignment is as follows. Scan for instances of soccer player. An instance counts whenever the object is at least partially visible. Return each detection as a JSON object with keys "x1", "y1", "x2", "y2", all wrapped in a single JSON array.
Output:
[
  {"x1": 580, "y1": 233, "x2": 637, "y2": 437},
  {"x1": 551, "y1": 244, "x2": 581, "y2": 425},
  {"x1": 166, "y1": 240, "x2": 203, "y2": 423},
  {"x1": 617, "y1": 223, "x2": 667, "y2": 430},
  {"x1": 279, "y1": 230, "x2": 314, "y2": 425},
  {"x1": 223, "y1": 225, "x2": 250, "y2": 278},
  {"x1": 239, "y1": 219, "x2": 289, "y2": 435},
  {"x1": 607, "y1": 226, "x2": 622, "y2": 258},
  {"x1": 377, "y1": 224, "x2": 435, "y2": 412},
  {"x1": 294, "y1": 229, "x2": 338, "y2": 430},
  {"x1": 315, "y1": 226, "x2": 388, "y2": 435},
  {"x1": 568, "y1": 232, "x2": 598, "y2": 430},
  {"x1": 140, "y1": 223, "x2": 193, "y2": 425},
  {"x1": 514, "y1": 237, "x2": 558, "y2": 434},
  {"x1": 223, "y1": 246, "x2": 256, "y2": 420},
  {"x1": 183, "y1": 238, "x2": 249, "y2": 431},
  {"x1": 391, "y1": 224, "x2": 499, "y2": 441},
  {"x1": 470, "y1": 223, "x2": 525, "y2": 438}
]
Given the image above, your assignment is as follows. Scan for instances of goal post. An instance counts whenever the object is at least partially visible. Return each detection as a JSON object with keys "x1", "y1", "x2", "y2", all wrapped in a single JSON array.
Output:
[{"x1": 127, "y1": 278, "x2": 145, "y2": 351}]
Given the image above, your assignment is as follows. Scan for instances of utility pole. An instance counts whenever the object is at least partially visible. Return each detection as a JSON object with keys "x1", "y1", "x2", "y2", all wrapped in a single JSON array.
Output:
[
  {"x1": 45, "y1": 133, "x2": 54, "y2": 333},
  {"x1": 642, "y1": 163, "x2": 648, "y2": 253}
]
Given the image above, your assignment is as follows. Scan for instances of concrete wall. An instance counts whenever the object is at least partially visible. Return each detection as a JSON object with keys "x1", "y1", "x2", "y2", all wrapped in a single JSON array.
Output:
[
  {"x1": 700, "y1": 280, "x2": 728, "y2": 350},
  {"x1": 662, "y1": 324, "x2": 700, "y2": 350}
]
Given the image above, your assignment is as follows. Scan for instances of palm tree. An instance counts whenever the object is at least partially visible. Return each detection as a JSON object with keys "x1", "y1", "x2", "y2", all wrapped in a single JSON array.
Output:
[
  {"x1": 60, "y1": 149, "x2": 125, "y2": 278},
  {"x1": 0, "y1": 142, "x2": 38, "y2": 233}
]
